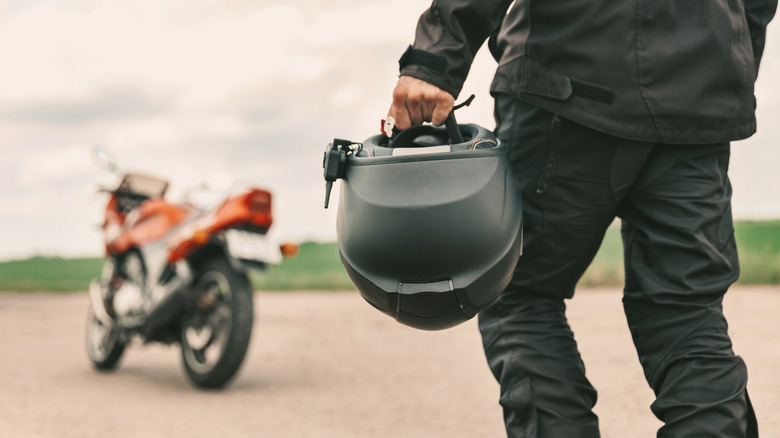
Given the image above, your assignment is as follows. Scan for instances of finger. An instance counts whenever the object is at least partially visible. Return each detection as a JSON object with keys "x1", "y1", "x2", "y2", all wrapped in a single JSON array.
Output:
[
  {"x1": 431, "y1": 93, "x2": 454, "y2": 126},
  {"x1": 391, "y1": 89, "x2": 412, "y2": 130},
  {"x1": 405, "y1": 90, "x2": 424, "y2": 126},
  {"x1": 421, "y1": 91, "x2": 437, "y2": 124}
]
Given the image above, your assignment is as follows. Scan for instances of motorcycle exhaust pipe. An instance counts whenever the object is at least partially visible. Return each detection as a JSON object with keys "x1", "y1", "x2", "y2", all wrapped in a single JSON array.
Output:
[
  {"x1": 144, "y1": 265, "x2": 193, "y2": 340},
  {"x1": 89, "y1": 280, "x2": 115, "y2": 327}
]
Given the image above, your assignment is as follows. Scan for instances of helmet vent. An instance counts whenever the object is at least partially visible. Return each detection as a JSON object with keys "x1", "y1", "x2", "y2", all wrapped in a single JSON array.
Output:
[{"x1": 398, "y1": 279, "x2": 454, "y2": 294}]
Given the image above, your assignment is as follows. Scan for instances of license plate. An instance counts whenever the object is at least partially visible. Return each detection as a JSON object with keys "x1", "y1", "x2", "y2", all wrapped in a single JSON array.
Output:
[{"x1": 224, "y1": 230, "x2": 282, "y2": 265}]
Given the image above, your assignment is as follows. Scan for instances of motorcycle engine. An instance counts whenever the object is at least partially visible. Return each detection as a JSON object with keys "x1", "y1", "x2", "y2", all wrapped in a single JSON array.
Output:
[{"x1": 113, "y1": 282, "x2": 146, "y2": 322}]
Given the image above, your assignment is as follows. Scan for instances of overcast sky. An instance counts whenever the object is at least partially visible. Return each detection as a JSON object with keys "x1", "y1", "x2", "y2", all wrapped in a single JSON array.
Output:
[{"x1": 1, "y1": 0, "x2": 778, "y2": 260}]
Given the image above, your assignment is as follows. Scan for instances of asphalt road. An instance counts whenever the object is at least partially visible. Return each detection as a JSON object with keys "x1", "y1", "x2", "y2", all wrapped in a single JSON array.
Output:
[{"x1": 0, "y1": 287, "x2": 778, "y2": 438}]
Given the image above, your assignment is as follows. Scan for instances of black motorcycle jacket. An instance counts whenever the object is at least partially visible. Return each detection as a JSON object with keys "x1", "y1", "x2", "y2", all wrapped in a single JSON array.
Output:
[{"x1": 399, "y1": 0, "x2": 777, "y2": 144}]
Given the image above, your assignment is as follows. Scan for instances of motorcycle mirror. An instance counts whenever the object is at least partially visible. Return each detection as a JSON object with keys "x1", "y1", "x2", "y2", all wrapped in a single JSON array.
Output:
[{"x1": 92, "y1": 145, "x2": 120, "y2": 173}]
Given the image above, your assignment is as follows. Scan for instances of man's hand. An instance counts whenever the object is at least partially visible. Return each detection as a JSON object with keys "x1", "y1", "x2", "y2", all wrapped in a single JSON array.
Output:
[{"x1": 388, "y1": 75, "x2": 455, "y2": 130}]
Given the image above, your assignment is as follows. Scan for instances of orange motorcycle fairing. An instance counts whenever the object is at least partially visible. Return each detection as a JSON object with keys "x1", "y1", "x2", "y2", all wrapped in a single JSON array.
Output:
[
  {"x1": 166, "y1": 189, "x2": 274, "y2": 263},
  {"x1": 106, "y1": 196, "x2": 194, "y2": 255}
]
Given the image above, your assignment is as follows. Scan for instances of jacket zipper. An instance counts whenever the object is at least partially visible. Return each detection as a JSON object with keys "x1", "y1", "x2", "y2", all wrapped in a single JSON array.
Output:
[{"x1": 536, "y1": 114, "x2": 561, "y2": 196}]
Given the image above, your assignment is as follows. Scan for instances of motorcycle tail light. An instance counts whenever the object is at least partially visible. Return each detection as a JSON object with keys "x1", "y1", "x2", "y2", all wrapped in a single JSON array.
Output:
[
  {"x1": 248, "y1": 191, "x2": 271, "y2": 213},
  {"x1": 246, "y1": 190, "x2": 272, "y2": 228}
]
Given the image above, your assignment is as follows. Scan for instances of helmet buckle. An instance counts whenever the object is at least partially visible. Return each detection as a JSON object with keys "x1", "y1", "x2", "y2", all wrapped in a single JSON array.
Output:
[{"x1": 323, "y1": 139, "x2": 361, "y2": 208}]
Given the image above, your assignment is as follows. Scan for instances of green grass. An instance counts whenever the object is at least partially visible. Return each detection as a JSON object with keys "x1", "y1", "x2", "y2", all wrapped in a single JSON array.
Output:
[
  {"x1": 248, "y1": 242, "x2": 354, "y2": 291},
  {"x1": 0, "y1": 256, "x2": 105, "y2": 292},
  {"x1": 579, "y1": 223, "x2": 624, "y2": 287},
  {"x1": 580, "y1": 220, "x2": 780, "y2": 286},
  {"x1": 1, "y1": 220, "x2": 778, "y2": 292},
  {"x1": 731, "y1": 220, "x2": 780, "y2": 284},
  {"x1": 0, "y1": 244, "x2": 355, "y2": 292}
]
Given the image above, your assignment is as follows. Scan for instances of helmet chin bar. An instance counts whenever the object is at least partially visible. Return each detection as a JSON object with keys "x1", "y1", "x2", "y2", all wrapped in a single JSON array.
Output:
[{"x1": 344, "y1": 265, "x2": 474, "y2": 332}]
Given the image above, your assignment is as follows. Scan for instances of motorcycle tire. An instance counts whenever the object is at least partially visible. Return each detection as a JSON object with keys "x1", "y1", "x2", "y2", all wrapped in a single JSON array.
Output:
[
  {"x1": 86, "y1": 304, "x2": 126, "y2": 370},
  {"x1": 180, "y1": 256, "x2": 254, "y2": 389}
]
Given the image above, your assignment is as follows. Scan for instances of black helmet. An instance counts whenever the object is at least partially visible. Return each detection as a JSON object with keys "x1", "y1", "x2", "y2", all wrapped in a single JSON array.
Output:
[{"x1": 323, "y1": 116, "x2": 523, "y2": 330}]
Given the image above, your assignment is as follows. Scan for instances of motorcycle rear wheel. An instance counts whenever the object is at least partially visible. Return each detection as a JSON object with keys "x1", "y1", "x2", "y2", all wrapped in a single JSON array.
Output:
[
  {"x1": 180, "y1": 256, "x2": 254, "y2": 389},
  {"x1": 86, "y1": 305, "x2": 126, "y2": 370}
]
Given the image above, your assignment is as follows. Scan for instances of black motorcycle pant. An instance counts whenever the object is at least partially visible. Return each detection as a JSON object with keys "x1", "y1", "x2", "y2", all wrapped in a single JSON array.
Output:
[{"x1": 478, "y1": 95, "x2": 756, "y2": 438}]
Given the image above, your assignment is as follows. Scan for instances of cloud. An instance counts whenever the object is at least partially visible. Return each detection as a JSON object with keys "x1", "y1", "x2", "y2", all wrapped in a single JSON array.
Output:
[
  {"x1": 0, "y1": 85, "x2": 174, "y2": 125},
  {"x1": 19, "y1": 143, "x2": 97, "y2": 184},
  {"x1": 0, "y1": 0, "x2": 778, "y2": 260}
]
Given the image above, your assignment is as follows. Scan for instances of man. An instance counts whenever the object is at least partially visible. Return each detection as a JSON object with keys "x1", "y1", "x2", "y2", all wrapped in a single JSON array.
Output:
[{"x1": 387, "y1": 1, "x2": 776, "y2": 437}]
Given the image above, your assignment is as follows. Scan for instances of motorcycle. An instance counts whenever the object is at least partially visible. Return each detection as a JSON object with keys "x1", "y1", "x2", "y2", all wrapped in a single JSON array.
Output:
[{"x1": 86, "y1": 147, "x2": 296, "y2": 389}]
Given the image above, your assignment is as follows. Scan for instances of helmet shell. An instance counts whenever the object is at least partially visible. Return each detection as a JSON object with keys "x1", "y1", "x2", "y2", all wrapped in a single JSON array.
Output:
[{"x1": 336, "y1": 124, "x2": 523, "y2": 330}]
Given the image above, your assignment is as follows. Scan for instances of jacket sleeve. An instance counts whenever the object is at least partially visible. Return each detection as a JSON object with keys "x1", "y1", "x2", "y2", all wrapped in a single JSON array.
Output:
[
  {"x1": 744, "y1": 0, "x2": 777, "y2": 77},
  {"x1": 399, "y1": 0, "x2": 514, "y2": 98}
]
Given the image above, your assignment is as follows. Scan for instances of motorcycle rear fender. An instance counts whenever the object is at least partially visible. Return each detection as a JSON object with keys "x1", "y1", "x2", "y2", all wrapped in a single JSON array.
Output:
[
  {"x1": 185, "y1": 240, "x2": 265, "y2": 274},
  {"x1": 166, "y1": 189, "x2": 273, "y2": 263},
  {"x1": 212, "y1": 189, "x2": 273, "y2": 232}
]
